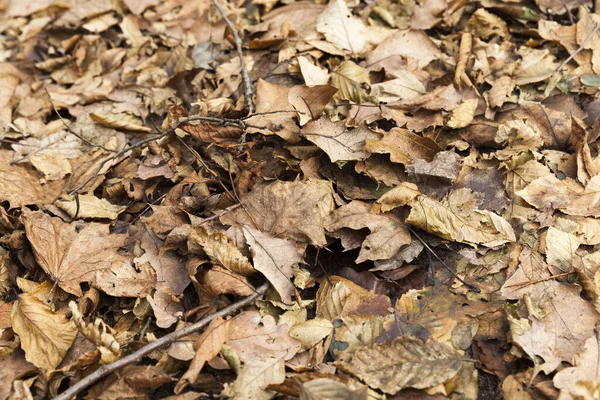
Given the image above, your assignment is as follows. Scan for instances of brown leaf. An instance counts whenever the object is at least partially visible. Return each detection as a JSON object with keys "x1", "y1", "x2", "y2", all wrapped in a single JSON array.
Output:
[
  {"x1": 406, "y1": 189, "x2": 516, "y2": 247},
  {"x1": 0, "y1": 150, "x2": 65, "y2": 209},
  {"x1": 325, "y1": 201, "x2": 411, "y2": 262},
  {"x1": 364, "y1": 128, "x2": 441, "y2": 165},
  {"x1": 288, "y1": 84, "x2": 337, "y2": 126},
  {"x1": 23, "y1": 210, "x2": 154, "y2": 297},
  {"x1": 55, "y1": 194, "x2": 126, "y2": 220},
  {"x1": 336, "y1": 336, "x2": 461, "y2": 393},
  {"x1": 202, "y1": 266, "x2": 255, "y2": 297},
  {"x1": 11, "y1": 289, "x2": 77, "y2": 370},
  {"x1": 221, "y1": 180, "x2": 334, "y2": 247},
  {"x1": 177, "y1": 316, "x2": 231, "y2": 393},
  {"x1": 243, "y1": 226, "x2": 301, "y2": 304}
]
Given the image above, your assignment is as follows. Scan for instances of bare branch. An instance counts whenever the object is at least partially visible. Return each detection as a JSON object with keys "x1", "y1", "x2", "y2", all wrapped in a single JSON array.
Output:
[{"x1": 54, "y1": 282, "x2": 269, "y2": 400}]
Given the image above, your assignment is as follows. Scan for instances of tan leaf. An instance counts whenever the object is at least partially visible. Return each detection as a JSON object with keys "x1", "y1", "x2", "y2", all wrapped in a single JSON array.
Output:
[
  {"x1": 336, "y1": 336, "x2": 461, "y2": 393},
  {"x1": 221, "y1": 180, "x2": 334, "y2": 247},
  {"x1": 517, "y1": 174, "x2": 600, "y2": 217},
  {"x1": 289, "y1": 318, "x2": 333, "y2": 350},
  {"x1": 0, "y1": 150, "x2": 65, "y2": 209},
  {"x1": 370, "y1": 71, "x2": 426, "y2": 103},
  {"x1": 288, "y1": 84, "x2": 338, "y2": 126},
  {"x1": 301, "y1": 117, "x2": 380, "y2": 162},
  {"x1": 147, "y1": 287, "x2": 184, "y2": 329},
  {"x1": 23, "y1": 210, "x2": 154, "y2": 297},
  {"x1": 300, "y1": 378, "x2": 369, "y2": 400},
  {"x1": 373, "y1": 182, "x2": 420, "y2": 213},
  {"x1": 364, "y1": 128, "x2": 441, "y2": 165},
  {"x1": 406, "y1": 190, "x2": 516, "y2": 247},
  {"x1": 297, "y1": 56, "x2": 330, "y2": 86},
  {"x1": 177, "y1": 317, "x2": 231, "y2": 393},
  {"x1": 332, "y1": 315, "x2": 388, "y2": 361},
  {"x1": 503, "y1": 248, "x2": 600, "y2": 375},
  {"x1": 316, "y1": 0, "x2": 367, "y2": 54},
  {"x1": 243, "y1": 226, "x2": 301, "y2": 304},
  {"x1": 365, "y1": 30, "x2": 442, "y2": 72},
  {"x1": 11, "y1": 291, "x2": 77, "y2": 370},
  {"x1": 316, "y1": 276, "x2": 391, "y2": 320},
  {"x1": 202, "y1": 266, "x2": 255, "y2": 297},
  {"x1": 545, "y1": 227, "x2": 580, "y2": 273},
  {"x1": 0, "y1": 63, "x2": 22, "y2": 131},
  {"x1": 134, "y1": 223, "x2": 190, "y2": 295},
  {"x1": 447, "y1": 99, "x2": 478, "y2": 129},
  {"x1": 188, "y1": 226, "x2": 255, "y2": 277},
  {"x1": 223, "y1": 357, "x2": 285, "y2": 400},
  {"x1": 330, "y1": 61, "x2": 373, "y2": 104},
  {"x1": 90, "y1": 112, "x2": 151, "y2": 132},
  {"x1": 55, "y1": 194, "x2": 126, "y2": 220},
  {"x1": 69, "y1": 301, "x2": 120, "y2": 364},
  {"x1": 554, "y1": 334, "x2": 600, "y2": 397},
  {"x1": 325, "y1": 201, "x2": 411, "y2": 262},
  {"x1": 228, "y1": 311, "x2": 301, "y2": 361}
]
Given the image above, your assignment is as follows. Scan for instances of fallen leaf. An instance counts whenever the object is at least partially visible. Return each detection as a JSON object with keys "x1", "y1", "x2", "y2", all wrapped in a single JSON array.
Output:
[
  {"x1": 325, "y1": 201, "x2": 411, "y2": 262},
  {"x1": 336, "y1": 336, "x2": 461, "y2": 393},
  {"x1": 55, "y1": 194, "x2": 126, "y2": 220},
  {"x1": 243, "y1": 226, "x2": 301, "y2": 304},
  {"x1": 23, "y1": 210, "x2": 154, "y2": 297},
  {"x1": 301, "y1": 117, "x2": 379, "y2": 162},
  {"x1": 11, "y1": 290, "x2": 77, "y2": 370},
  {"x1": 364, "y1": 128, "x2": 441, "y2": 165},
  {"x1": 221, "y1": 180, "x2": 335, "y2": 247}
]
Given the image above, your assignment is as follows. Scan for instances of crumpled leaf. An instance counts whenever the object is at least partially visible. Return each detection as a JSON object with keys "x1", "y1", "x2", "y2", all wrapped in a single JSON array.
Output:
[
  {"x1": 11, "y1": 289, "x2": 77, "y2": 370},
  {"x1": 330, "y1": 61, "x2": 374, "y2": 104},
  {"x1": 69, "y1": 300, "x2": 120, "y2": 364},
  {"x1": 336, "y1": 336, "x2": 461, "y2": 393},
  {"x1": 554, "y1": 334, "x2": 600, "y2": 399},
  {"x1": 364, "y1": 128, "x2": 441, "y2": 165},
  {"x1": 221, "y1": 180, "x2": 335, "y2": 247},
  {"x1": 23, "y1": 210, "x2": 155, "y2": 297},
  {"x1": 325, "y1": 201, "x2": 411, "y2": 262},
  {"x1": 301, "y1": 117, "x2": 380, "y2": 162},
  {"x1": 188, "y1": 226, "x2": 255, "y2": 277},
  {"x1": 90, "y1": 112, "x2": 151, "y2": 132},
  {"x1": 406, "y1": 189, "x2": 516, "y2": 247},
  {"x1": 244, "y1": 226, "x2": 301, "y2": 304}
]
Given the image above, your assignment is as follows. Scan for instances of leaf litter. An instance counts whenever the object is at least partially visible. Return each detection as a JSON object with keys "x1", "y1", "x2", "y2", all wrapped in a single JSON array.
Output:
[{"x1": 0, "y1": 0, "x2": 600, "y2": 399}]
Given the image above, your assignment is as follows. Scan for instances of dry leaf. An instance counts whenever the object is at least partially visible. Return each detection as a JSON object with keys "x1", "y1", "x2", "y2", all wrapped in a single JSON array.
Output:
[
  {"x1": 23, "y1": 210, "x2": 154, "y2": 297},
  {"x1": 330, "y1": 61, "x2": 373, "y2": 104},
  {"x1": 90, "y1": 112, "x2": 151, "y2": 132},
  {"x1": 11, "y1": 290, "x2": 77, "y2": 370},
  {"x1": 55, "y1": 194, "x2": 126, "y2": 219},
  {"x1": 243, "y1": 226, "x2": 301, "y2": 304},
  {"x1": 364, "y1": 128, "x2": 441, "y2": 165},
  {"x1": 301, "y1": 117, "x2": 379, "y2": 162},
  {"x1": 336, "y1": 336, "x2": 461, "y2": 393},
  {"x1": 316, "y1": 0, "x2": 368, "y2": 54},
  {"x1": 221, "y1": 180, "x2": 335, "y2": 247},
  {"x1": 325, "y1": 201, "x2": 411, "y2": 262}
]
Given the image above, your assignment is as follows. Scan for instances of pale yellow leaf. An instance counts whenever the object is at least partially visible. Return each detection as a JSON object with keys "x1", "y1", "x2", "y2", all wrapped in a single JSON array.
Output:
[{"x1": 55, "y1": 194, "x2": 126, "y2": 220}]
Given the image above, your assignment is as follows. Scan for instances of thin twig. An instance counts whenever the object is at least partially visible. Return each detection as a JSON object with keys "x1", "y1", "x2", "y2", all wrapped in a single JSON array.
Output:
[
  {"x1": 45, "y1": 89, "x2": 115, "y2": 152},
  {"x1": 211, "y1": 0, "x2": 254, "y2": 115},
  {"x1": 54, "y1": 282, "x2": 269, "y2": 400},
  {"x1": 408, "y1": 227, "x2": 481, "y2": 293}
]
